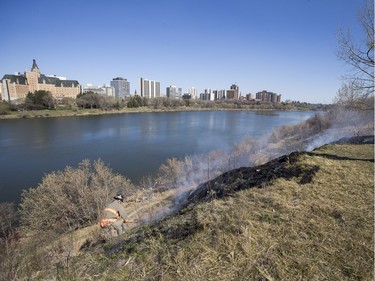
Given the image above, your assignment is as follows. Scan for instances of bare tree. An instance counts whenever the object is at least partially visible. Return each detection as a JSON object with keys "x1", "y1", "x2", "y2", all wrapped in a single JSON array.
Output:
[
  {"x1": 336, "y1": 0, "x2": 374, "y2": 107},
  {"x1": 334, "y1": 83, "x2": 374, "y2": 109}
]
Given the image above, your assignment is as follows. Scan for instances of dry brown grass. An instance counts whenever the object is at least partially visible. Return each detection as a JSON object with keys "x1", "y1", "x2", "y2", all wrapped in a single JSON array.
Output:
[{"x1": 21, "y1": 143, "x2": 374, "y2": 281}]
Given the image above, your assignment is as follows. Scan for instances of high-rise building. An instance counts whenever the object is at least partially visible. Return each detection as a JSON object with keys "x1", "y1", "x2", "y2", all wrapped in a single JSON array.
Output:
[
  {"x1": 227, "y1": 84, "x2": 239, "y2": 99},
  {"x1": 187, "y1": 87, "x2": 198, "y2": 99},
  {"x1": 1, "y1": 59, "x2": 80, "y2": 102},
  {"x1": 255, "y1": 90, "x2": 281, "y2": 103},
  {"x1": 166, "y1": 85, "x2": 182, "y2": 98},
  {"x1": 214, "y1": 90, "x2": 226, "y2": 100},
  {"x1": 200, "y1": 89, "x2": 215, "y2": 100},
  {"x1": 140, "y1": 78, "x2": 160, "y2": 98},
  {"x1": 226, "y1": 89, "x2": 236, "y2": 99},
  {"x1": 110, "y1": 77, "x2": 130, "y2": 98}
]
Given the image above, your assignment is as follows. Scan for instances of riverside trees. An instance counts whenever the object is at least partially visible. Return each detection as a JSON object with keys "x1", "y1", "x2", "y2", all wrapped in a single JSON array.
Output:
[
  {"x1": 76, "y1": 91, "x2": 126, "y2": 109},
  {"x1": 25, "y1": 90, "x2": 56, "y2": 109}
]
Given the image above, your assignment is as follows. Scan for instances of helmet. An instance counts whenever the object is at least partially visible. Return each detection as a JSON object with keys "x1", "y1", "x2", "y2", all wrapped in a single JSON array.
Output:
[{"x1": 114, "y1": 194, "x2": 124, "y2": 202}]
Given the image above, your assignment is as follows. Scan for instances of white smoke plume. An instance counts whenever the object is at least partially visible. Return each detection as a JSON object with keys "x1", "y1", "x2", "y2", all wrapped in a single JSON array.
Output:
[{"x1": 304, "y1": 109, "x2": 374, "y2": 151}]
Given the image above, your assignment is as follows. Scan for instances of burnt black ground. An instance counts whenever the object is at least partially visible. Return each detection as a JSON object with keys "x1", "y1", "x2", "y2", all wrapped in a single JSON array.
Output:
[{"x1": 186, "y1": 135, "x2": 374, "y2": 205}]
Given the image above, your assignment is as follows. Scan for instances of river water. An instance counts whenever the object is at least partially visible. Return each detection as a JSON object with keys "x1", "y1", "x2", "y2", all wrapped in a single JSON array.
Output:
[{"x1": 0, "y1": 110, "x2": 316, "y2": 203}]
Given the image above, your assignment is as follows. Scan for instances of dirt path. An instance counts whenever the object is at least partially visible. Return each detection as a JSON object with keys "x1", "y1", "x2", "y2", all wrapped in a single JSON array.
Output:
[
  {"x1": 55, "y1": 185, "x2": 195, "y2": 259},
  {"x1": 124, "y1": 185, "x2": 195, "y2": 229}
]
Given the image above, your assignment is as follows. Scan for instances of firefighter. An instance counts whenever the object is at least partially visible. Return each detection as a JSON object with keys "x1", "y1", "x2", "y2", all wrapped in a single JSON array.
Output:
[{"x1": 100, "y1": 194, "x2": 128, "y2": 237}]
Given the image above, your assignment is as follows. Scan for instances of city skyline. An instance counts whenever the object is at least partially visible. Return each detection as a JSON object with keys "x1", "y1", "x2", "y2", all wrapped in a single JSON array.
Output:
[
  {"x1": 0, "y1": 0, "x2": 365, "y2": 104},
  {"x1": 0, "y1": 58, "x2": 284, "y2": 102}
]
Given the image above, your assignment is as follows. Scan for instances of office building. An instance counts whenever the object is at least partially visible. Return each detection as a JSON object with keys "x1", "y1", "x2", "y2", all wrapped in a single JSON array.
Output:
[
  {"x1": 166, "y1": 85, "x2": 182, "y2": 98},
  {"x1": 110, "y1": 77, "x2": 130, "y2": 98}
]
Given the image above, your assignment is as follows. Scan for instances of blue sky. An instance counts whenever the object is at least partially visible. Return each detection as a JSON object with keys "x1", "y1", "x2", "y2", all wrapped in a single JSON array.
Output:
[{"x1": 0, "y1": 0, "x2": 365, "y2": 103}]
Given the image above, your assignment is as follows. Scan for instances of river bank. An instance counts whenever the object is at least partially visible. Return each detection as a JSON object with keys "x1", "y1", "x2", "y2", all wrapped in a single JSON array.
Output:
[
  {"x1": 0, "y1": 104, "x2": 323, "y2": 120},
  {"x1": 0, "y1": 106, "x2": 196, "y2": 120}
]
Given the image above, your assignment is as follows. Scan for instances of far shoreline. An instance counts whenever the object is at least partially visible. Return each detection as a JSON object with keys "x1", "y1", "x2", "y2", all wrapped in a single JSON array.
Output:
[{"x1": 0, "y1": 106, "x2": 323, "y2": 120}]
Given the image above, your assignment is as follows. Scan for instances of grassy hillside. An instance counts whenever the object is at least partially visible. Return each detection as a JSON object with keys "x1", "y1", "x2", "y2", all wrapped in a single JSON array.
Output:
[{"x1": 24, "y1": 141, "x2": 374, "y2": 280}]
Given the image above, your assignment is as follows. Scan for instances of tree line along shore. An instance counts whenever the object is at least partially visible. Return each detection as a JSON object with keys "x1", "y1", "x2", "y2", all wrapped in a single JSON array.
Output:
[{"x1": 0, "y1": 94, "x2": 328, "y2": 120}]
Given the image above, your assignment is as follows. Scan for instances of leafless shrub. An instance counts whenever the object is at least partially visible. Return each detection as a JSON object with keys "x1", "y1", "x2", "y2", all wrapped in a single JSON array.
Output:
[
  {"x1": 19, "y1": 159, "x2": 135, "y2": 237},
  {"x1": 155, "y1": 156, "x2": 196, "y2": 191},
  {"x1": 0, "y1": 202, "x2": 21, "y2": 281},
  {"x1": 203, "y1": 150, "x2": 229, "y2": 180},
  {"x1": 155, "y1": 158, "x2": 182, "y2": 191},
  {"x1": 269, "y1": 113, "x2": 332, "y2": 145},
  {"x1": 137, "y1": 176, "x2": 159, "y2": 202}
]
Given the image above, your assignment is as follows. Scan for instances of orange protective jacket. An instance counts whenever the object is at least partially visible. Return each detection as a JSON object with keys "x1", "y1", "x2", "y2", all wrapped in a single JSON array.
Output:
[{"x1": 99, "y1": 200, "x2": 127, "y2": 228}]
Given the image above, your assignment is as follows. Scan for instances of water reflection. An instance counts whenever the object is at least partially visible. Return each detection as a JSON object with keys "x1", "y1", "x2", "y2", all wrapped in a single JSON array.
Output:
[{"x1": 255, "y1": 111, "x2": 280, "y2": 116}]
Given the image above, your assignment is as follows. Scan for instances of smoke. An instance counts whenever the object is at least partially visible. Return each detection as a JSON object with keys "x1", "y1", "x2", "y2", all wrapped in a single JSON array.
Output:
[
  {"x1": 145, "y1": 108, "x2": 374, "y2": 215},
  {"x1": 304, "y1": 128, "x2": 352, "y2": 151},
  {"x1": 136, "y1": 185, "x2": 196, "y2": 223},
  {"x1": 304, "y1": 109, "x2": 374, "y2": 151}
]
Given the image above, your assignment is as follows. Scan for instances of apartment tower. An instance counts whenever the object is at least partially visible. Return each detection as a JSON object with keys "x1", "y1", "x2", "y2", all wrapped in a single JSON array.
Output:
[{"x1": 140, "y1": 77, "x2": 160, "y2": 98}]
